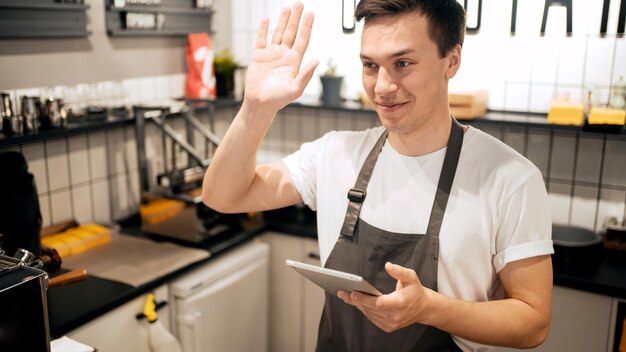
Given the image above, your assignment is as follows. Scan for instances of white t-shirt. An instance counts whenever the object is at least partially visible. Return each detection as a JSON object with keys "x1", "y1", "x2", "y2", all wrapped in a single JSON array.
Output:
[{"x1": 282, "y1": 125, "x2": 553, "y2": 351}]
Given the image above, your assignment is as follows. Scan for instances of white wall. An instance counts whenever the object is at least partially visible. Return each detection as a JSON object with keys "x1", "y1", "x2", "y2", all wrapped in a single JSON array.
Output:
[{"x1": 229, "y1": 0, "x2": 626, "y2": 113}]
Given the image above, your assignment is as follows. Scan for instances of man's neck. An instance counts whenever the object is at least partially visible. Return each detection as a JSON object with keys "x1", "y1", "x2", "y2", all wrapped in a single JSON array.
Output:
[{"x1": 387, "y1": 112, "x2": 453, "y2": 157}]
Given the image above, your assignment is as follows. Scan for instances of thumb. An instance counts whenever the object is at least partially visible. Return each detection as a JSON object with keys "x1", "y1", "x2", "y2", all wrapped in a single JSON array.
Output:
[{"x1": 385, "y1": 262, "x2": 419, "y2": 287}]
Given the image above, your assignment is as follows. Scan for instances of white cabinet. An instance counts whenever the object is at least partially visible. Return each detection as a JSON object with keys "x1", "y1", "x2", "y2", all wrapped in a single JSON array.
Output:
[
  {"x1": 259, "y1": 232, "x2": 325, "y2": 352},
  {"x1": 67, "y1": 284, "x2": 172, "y2": 352},
  {"x1": 66, "y1": 240, "x2": 270, "y2": 352},
  {"x1": 492, "y1": 285, "x2": 614, "y2": 352},
  {"x1": 302, "y1": 238, "x2": 326, "y2": 352},
  {"x1": 169, "y1": 240, "x2": 270, "y2": 352}
]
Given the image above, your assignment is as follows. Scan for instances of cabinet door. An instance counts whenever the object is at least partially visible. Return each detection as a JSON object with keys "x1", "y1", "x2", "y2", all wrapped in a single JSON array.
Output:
[
  {"x1": 492, "y1": 285, "x2": 613, "y2": 352},
  {"x1": 68, "y1": 284, "x2": 171, "y2": 352},
  {"x1": 302, "y1": 238, "x2": 325, "y2": 352},
  {"x1": 174, "y1": 251, "x2": 269, "y2": 352},
  {"x1": 260, "y1": 232, "x2": 305, "y2": 352}
]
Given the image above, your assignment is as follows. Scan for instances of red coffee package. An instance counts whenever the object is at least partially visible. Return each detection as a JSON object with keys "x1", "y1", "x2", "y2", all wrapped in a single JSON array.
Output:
[{"x1": 185, "y1": 33, "x2": 217, "y2": 99}]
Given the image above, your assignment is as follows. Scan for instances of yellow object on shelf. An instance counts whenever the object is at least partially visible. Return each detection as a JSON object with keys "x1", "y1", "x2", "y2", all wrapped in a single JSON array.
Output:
[
  {"x1": 139, "y1": 199, "x2": 185, "y2": 225},
  {"x1": 588, "y1": 107, "x2": 626, "y2": 125},
  {"x1": 40, "y1": 223, "x2": 112, "y2": 258},
  {"x1": 449, "y1": 90, "x2": 488, "y2": 120},
  {"x1": 547, "y1": 100, "x2": 584, "y2": 125}
]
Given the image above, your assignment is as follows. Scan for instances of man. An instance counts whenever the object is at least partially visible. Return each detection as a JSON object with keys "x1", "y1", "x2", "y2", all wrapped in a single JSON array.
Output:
[{"x1": 202, "y1": 1, "x2": 554, "y2": 351}]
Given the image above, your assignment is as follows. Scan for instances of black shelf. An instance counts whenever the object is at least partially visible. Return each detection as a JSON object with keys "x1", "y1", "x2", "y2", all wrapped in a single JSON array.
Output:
[
  {"x1": 289, "y1": 99, "x2": 626, "y2": 138},
  {"x1": 0, "y1": 1, "x2": 88, "y2": 11},
  {"x1": 105, "y1": 0, "x2": 213, "y2": 37},
  {"x1": 0, "y1": 0, "x2": 90, "y2": 39},
  {"x1": 107, "y1": 29, "x2": 211, "y2": 37},
  {"x1": 107, "y1": 5, "x2": 213, "y2": 15},
  {"x1": 2, "y1": 99, "x2": 622, "y2": 149},
  {"x1": 0, "y1": 116, "x2": 133, "y2": 148},
  {"x1": 0, "y1": 99, "x2": 241, "y2": 149},
  {"x1": 0, "y1": 30, "x2": 91, "y2": 39}
]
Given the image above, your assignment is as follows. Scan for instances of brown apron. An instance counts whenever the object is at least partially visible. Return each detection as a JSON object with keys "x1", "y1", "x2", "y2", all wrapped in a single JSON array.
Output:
[{"x1": 316, "y1": 119, "x2": 465, "y2": 352}]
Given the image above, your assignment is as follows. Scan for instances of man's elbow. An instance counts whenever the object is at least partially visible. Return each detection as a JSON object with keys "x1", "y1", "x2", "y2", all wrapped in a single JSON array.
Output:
[
  {"x1": 201, "y1": 185, "x2": 230, "y2": 213},
  {"x1": 514, "y1": 316, "x2": 551, "y2": 349}
]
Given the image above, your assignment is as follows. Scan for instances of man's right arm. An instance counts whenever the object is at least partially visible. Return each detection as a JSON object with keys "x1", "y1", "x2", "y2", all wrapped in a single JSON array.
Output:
[
  {"x1": 202, "y1": 2, "x2": 318, "y2": 213},
  {"x1": 202, "y1": 103, "x2": 303, "y2": 213}
]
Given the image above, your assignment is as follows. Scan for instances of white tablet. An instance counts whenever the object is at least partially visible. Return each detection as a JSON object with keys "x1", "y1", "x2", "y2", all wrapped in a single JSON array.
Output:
[{"x1": 286, "y1": 259, "x2": 382, "y2": 296}]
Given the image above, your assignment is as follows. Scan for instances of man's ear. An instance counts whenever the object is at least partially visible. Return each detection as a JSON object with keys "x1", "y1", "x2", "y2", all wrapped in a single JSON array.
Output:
[{"x1": 445, "y1": 44, "x2": 462, "y2": 79}]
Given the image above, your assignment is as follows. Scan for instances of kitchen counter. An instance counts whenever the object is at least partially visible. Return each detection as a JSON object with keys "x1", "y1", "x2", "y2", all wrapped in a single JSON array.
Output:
[
  {"x1": 262, "y1": 205, "x2": 626, "y2": 299},
  {"x1": 47, "y1": 216, "x2": 265, "y2": 337},
  {"x1": 48, "y1": 205, "x2": 626, "y2": 337}
]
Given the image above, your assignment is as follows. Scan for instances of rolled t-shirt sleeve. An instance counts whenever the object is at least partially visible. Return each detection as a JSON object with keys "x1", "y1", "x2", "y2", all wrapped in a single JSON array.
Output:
[{"x1": 493, "y1": 171, "x2": 554, "y2": 273}]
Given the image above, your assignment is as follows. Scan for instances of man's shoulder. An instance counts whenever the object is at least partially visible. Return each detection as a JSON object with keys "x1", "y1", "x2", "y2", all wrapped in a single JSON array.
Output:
[
  {"x1": 314, "y1": 126, "x2": 385, "y2": 152},
  {"x1": 463, "y1": 127, "x2": 542, "y2": 184}
]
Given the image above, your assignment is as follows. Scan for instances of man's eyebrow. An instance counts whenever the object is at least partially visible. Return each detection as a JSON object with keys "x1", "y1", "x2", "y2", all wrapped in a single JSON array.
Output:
[{"x1": 360, "y1": 49, "x2": 416, "y2": 60}]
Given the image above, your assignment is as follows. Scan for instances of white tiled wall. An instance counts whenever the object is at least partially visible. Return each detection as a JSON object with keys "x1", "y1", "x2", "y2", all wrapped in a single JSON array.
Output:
[
  {"x1": 1, "y1": 0, "x2": 624, "y2": 232},
  {"x1": 228, "y1": 0, "x2": 626, "y2": 112},
  {"x1": 1, "y1": 86, "x2": 624, "y2": 233}
]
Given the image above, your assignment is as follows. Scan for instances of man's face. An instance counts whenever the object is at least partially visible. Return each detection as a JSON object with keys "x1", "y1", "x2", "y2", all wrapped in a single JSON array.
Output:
[{"x1": 360, "y1": 11, "x2": 454, "y2": 136}]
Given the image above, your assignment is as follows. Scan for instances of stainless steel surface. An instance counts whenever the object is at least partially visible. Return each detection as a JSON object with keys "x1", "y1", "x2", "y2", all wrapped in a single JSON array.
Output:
[
  {"x1": 0, "y1": 252, "x2": 22, "y2": 274},
  {"x1": 20, "y1": 96, "x2": 40, "y2": 133},
  {"x1": 142, "y1": 203, "x2": 230, "y2": 244},
  {"x1": 9, "y1": 114, "x2": 23, "y2": 135},
  {"x1": 134, "y1": 101, "x2": 218, "y2": 195},
  {"x1": 1, "y1": 93, "x2": 14, "y2": 133},
  {"x1": 0, "y1": 263, "x2": 51, "y2": 352},
  {"x1": 147, "y1": 113, "x2": 209, "y2": 168},
  {"x1": 42, "y1": 97, "x2": 67, "y2": 129},
  {"x1": 61, "y1": 232, "x2": 209, "y2": 287},
  {"x1": 14, "y1": 248, "x2": 37, "y2": 264}
]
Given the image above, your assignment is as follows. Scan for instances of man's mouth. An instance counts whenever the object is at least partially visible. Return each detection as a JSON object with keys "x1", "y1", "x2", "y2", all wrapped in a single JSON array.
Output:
[{"x1": 376, "y1": 102, "x2": 407, "y2": 111}]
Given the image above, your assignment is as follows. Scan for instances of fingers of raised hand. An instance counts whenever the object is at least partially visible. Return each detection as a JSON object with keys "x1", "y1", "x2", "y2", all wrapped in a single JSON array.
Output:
[
  {"x1": 281, "y1": 2, "x2": 304, "y2": 48},
  {"x1": 255, "y1": 18, "x2": 270, "y2": 49},
  {"x1": 293, "y1": 11, "x2": 314, "y2": 56},
  {"x1": 271, "y1": 6, "x2": 292, "y2": 45},
  {"x1": 270, "y1": 2, "x2": 309, "y2": 51}
]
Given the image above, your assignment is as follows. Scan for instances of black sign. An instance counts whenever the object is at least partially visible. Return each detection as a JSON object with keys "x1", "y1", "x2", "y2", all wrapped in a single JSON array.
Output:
[{"x1": 356, "y1": 0, "x2": 626, "y2": 36}]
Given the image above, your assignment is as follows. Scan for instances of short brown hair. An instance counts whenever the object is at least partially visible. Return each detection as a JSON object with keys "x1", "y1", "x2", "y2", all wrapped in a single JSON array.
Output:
[{"x1": 355, "y1": 0, "x2": 466, "y2": 58}]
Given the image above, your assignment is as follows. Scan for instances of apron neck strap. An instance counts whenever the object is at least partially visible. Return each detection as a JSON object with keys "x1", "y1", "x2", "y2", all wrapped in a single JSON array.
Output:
[
  {"x1": 425, "y1": 118, "x2": 464, "y2": 236},
  {"x1": 340, "y1": 118, "x2": 464, "y2": 238},
  {"x1": 339, "y1": 129, "x2": 388, "y2": 237}
]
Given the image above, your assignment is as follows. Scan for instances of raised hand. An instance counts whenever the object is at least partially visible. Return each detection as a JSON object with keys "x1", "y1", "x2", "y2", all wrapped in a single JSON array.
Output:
[{"x1": 243, "y1": 2, "x2": 319, "y2": 114}]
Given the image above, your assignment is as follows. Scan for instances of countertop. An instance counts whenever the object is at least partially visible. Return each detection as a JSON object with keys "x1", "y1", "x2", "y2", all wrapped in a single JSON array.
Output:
[
  {"x1": 47, "y1": 205, "x2": 626, "y2": 337},
  {"x1": 47, "y1": 215, "x2": 265, "y2": 337}
]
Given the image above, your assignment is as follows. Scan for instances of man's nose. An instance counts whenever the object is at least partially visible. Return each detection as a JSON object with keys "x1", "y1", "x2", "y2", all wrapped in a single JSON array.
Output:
[{"x1": 374, "y1": 67, "x2": 399, "y2": 96}]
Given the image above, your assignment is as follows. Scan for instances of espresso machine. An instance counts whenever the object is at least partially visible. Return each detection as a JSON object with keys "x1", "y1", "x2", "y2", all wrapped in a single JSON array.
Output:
[{"x1": 0, "y1": 247, "x2": 62, "y2": 352}]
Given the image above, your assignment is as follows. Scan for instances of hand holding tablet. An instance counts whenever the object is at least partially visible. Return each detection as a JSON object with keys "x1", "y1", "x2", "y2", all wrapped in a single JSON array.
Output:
[{"x1": 286, "y1": 259, "x2": 382, "y2": 296}]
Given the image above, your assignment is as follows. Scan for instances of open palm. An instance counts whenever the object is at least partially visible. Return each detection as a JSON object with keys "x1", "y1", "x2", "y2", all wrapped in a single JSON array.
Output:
[{"x1": 244, "y1": 3, "x2": 318, "y2": 113}]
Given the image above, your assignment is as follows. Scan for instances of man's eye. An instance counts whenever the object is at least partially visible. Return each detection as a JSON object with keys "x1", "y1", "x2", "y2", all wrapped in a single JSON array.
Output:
[
  {"x1": 396, "y1": 61, "x2": 410, "y2": 68},
  {"x1": 363, "y1": 62, "x2": 377, "y2": 69}
]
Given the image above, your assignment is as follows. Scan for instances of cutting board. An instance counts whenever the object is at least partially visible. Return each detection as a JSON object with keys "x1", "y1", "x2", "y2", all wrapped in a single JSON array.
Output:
[
  {"x1": 449, "y1": 90, "x2": 488, "y2": 120},
  {"x1": 61, "y1": 233, "x2": 210, "y2": 287}
]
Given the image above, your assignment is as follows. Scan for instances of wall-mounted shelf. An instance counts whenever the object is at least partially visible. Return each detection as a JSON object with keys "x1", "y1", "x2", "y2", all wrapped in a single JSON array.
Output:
[
  {"x1": 107, "y1": 5, "x2": 212, "y2": 15},
  {"x1": 0, "y1": 0, "x2": 90, "y2": 39},
  {"x1": 105, "y1": 0, "x2": 213, "y2": 37}
]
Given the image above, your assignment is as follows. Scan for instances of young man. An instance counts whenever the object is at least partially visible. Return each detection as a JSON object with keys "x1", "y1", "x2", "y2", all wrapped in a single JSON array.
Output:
[{"x1": 202, "y1": 1, "x2": 554, "y2": 351}]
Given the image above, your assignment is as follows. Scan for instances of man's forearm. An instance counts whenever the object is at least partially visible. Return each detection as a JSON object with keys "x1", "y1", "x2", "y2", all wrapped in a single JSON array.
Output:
[
  {"x1": 202, "y1": 102, "x2": 276, "y2": 211},
  {"x1": 423, "y1": 290, "x2": 550, "y2": 348}
]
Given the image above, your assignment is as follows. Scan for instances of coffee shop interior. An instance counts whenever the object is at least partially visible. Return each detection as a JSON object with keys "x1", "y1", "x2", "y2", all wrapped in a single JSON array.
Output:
[{"x1": 0, "y1": 0, "x2": 625, "y2": 351}]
